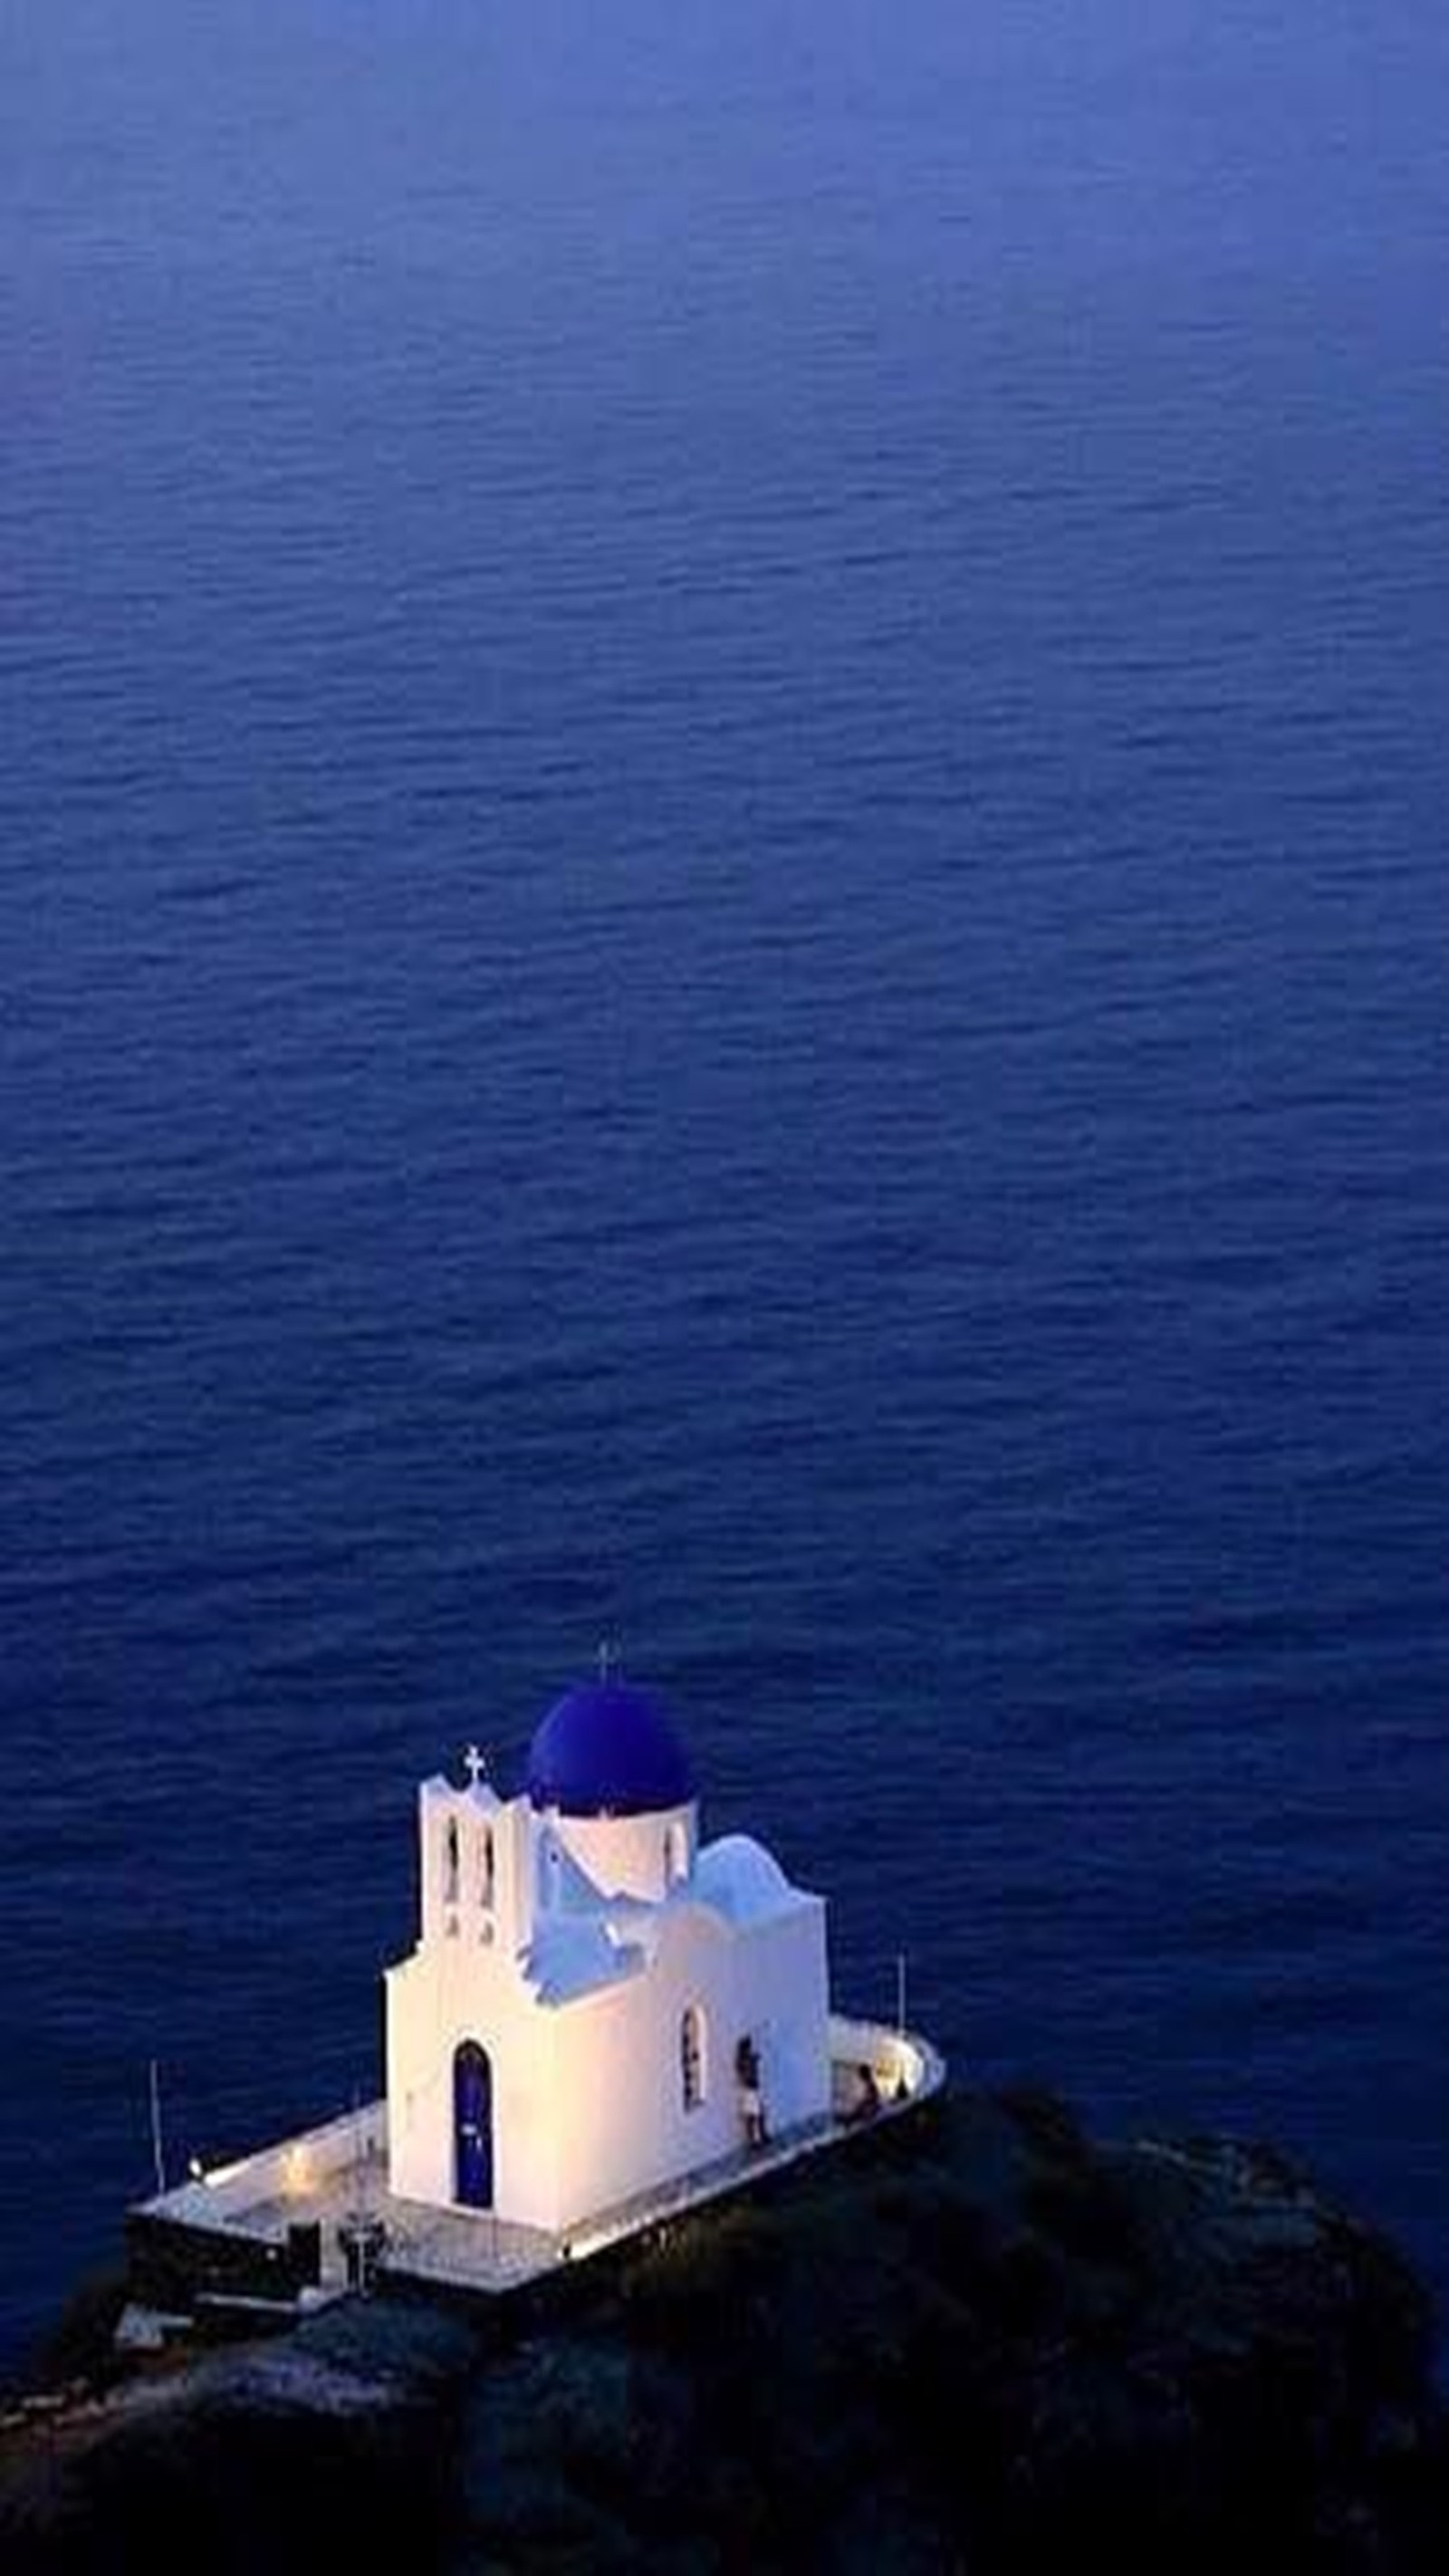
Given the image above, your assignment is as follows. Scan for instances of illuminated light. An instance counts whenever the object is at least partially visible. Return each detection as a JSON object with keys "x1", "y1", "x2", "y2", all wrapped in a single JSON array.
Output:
[
  {"x1": 282, "y1": 2145, "x2": 312, "y2": 2196},
  {"x1": 187, "y1": 2157, "x2": 206, "y2": 2184}
]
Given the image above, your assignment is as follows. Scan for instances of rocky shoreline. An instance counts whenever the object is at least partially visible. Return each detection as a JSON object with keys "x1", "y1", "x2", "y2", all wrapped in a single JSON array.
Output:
[{"x1": 2, "y1": 2089, "x2": 1444, "y2": 2571}]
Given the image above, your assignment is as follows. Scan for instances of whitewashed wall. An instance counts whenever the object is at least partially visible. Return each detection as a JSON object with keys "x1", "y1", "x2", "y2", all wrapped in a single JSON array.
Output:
[
  {"x1": 386, "y1": 1791, "x2": 831, "y2": 2233},
  {"x1": 548, "y1": 1802, "x2": 697, "y2": 1904}
]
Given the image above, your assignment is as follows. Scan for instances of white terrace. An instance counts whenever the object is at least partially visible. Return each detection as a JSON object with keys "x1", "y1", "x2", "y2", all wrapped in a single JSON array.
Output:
[{"x1": 136, "y1": 2015, "x2": 945, "y2": 2303}]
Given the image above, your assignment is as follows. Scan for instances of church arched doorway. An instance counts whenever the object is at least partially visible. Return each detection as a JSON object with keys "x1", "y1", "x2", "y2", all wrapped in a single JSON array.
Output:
[{"x1": 453, "y1": 2041, "x2": 494, "y2": 2208}]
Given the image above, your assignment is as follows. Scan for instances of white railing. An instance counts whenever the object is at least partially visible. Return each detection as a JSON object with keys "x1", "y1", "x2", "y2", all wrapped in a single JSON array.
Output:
[{"x1": 828, "y1": 2013, "x2": 945, "y2": 2111}]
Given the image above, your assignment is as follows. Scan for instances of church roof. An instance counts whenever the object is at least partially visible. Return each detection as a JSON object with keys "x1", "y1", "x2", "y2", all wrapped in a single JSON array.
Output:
[
  {"x1": 526, "y1": 1678, "x2": 696, "y2": 1819},
  {"x1": 694, "y1": 1833, "x2": 801, "y2": 1926},
  {"x1": 523, "y1": 1914, "x2": 643, "y2": 2004}
]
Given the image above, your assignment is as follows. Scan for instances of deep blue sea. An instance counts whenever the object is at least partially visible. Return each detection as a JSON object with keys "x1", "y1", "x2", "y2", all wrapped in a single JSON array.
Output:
[{"x1": 3, "y1": 0, "x2": 1447, "y2": 2375}]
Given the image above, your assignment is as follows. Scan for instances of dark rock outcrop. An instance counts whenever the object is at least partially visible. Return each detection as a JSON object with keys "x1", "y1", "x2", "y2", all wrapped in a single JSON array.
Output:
[{"x1": 2, "y1": 2091, "x2": 1444, "y2": 2571}]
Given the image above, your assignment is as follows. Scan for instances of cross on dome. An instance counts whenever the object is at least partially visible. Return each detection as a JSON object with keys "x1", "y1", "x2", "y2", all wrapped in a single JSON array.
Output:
[{"x1": 462, "y1": 1744, "x2": 491, "y2": 1789}]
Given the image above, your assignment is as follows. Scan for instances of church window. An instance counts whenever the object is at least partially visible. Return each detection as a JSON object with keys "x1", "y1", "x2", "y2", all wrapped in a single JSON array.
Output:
[
  {"x1": 444, "y1": 1818, "x2": 460, "y2": 1906},
  {"x1": 665, "y1": 1821, "x2": 688, "y2": 1885},
  {"x1": 480, "y1": 1829, "x2": 495, "y2": 1910},
  {"x1": 680, "y1": 2004, "x2": 706, "y2": 2112}
]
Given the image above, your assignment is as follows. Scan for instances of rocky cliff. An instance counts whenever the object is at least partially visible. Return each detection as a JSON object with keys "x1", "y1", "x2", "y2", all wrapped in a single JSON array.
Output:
[{"x1": 1, "y1": 2090, "x2": 1444, "y2": 2571}]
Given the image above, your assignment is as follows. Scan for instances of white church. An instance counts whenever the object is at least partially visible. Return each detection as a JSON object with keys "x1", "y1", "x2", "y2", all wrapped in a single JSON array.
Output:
[
  {"x1": 383, "y1": 1669, "x2": 835, "y2": 2234},
  {"x1": 131, "y1": 1666, "x2": 942, "y2": 2312}
]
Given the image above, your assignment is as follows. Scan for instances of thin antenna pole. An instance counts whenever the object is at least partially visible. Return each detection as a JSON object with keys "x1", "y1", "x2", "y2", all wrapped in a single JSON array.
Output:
[
  {"x1": 895, "y1": 1953, "x2": 907, "y2": 2039},
  {"x1": 352, "y1": 2084, "x2": 369, "y2": 2221},
  {"x1": 149, "y1": 2059, "x2": 167, "y2": 2196}
]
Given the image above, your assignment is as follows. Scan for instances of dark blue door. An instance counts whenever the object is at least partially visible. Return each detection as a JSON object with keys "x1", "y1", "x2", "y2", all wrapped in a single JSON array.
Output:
[{"x1": 453, "y1": 2041, "x2": 494, "y2": 2208}]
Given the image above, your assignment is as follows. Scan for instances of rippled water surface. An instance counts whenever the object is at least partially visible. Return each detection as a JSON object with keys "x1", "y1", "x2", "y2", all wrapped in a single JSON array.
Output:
[{"x1": 3, "y1": 0, "x2": 1447, "y2": 2369}]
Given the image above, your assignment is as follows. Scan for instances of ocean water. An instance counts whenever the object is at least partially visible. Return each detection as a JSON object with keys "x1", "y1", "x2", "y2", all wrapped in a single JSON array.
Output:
[{"x1": 3, "y1": 0, "x2": 1447, "y2": 2373}]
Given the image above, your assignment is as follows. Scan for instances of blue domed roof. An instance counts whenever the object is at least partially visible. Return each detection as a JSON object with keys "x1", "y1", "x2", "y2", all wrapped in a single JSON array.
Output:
[{"x1": 527, "y1": 1680, "x2": 695, "y2": 1818}]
